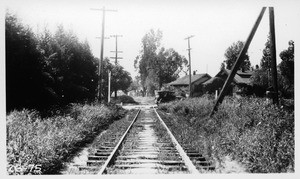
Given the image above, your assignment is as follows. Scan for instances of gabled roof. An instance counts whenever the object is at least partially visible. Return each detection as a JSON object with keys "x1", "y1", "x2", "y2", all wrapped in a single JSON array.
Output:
[
  {"x1": 216, "y1": 68, "x2": 253, "y2": 84},
  {"x1": 169, "y1": 73, "x2": 211, "y2": 86},
  {"x1": 202, "y1": 76, "x2": 225, "y2": 85}
]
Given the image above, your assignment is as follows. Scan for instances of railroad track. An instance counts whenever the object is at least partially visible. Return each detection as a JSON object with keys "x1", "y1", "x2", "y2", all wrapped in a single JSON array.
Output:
[{"x1": 85, "y1": 106, "x2": 215, "y2": 174}]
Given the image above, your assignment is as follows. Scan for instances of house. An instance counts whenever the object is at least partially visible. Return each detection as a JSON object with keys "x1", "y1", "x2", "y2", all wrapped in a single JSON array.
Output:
[
  {"x1": 202, "y1": 68, "x2": 254, "y2": 96},
  {"x1": 216, "y1": 68, "x2": 253, "y2": 85},
  {"x1": 169, "y1": 73, "x2": 211, "y2": 97}
]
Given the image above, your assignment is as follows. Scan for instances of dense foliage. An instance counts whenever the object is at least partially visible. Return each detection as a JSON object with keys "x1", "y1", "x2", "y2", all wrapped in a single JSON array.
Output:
[
  {"x1": 158, "y1": 96, "x2": 294, "y2": 173},
  {"x1": 278, "y1": 40, "x2": 294, "y2": 97},
  {"x1": 111, "y1": 95, "x2": 137, "y2": 104},
  {"x1": 6, "y1": 13, "x2": 53, "y2": 110},
  {"x1": 7, "y1": 103, "x2": 126, "y2": 174},
  {"x1": 6, "y1": 12, "x2": 132, "y2": 111},
  {"x1": 251, "y1": 36, "x2": 294, "y2": 99}
]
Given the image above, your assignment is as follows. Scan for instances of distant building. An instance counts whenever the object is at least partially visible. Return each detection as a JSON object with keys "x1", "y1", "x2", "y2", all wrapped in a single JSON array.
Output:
[
  {"x1": 169, "y1": 73, "x2": 211, "y2": 97},
  {"x1": 216, "y1": 68, "x2": 253, "y2": 84},
  {"x1": 202, "y1": 68, "x2": 254, "y2": 96}
]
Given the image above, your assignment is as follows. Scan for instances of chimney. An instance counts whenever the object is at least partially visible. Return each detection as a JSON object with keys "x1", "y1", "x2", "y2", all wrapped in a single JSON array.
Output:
[{"x1": 193, "y1": 70, "x2": 197, "y2": 75}]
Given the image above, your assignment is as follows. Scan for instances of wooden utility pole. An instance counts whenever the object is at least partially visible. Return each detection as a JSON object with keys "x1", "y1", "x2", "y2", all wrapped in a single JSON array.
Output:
[
  {"x1": 210, "y1": 7, "x2": 266, "y2": 116},
  {"x1": 269, "y1": 7, "x2": 279, "y2": 105},
  {"x1": 108, "y1": 71, "x2": 111, "y2": 103},
  {"x1": 185, "y1": 35, "x2": 194, "y2": 98},
  {"x1": 110, "y1": 35, "x2": 123, "y2": 65},
  {"x1": 110, "y1": 35, "x2": 123, "y2": 98},
  {"x1": 91, "y1": 6, "x2": 117, "y2": 102}
]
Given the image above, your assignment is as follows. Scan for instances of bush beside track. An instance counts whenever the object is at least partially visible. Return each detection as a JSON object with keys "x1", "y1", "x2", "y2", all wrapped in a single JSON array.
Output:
[
  {"x1": 158, "y1": 95, "x2": 294, "y2": 173},
  {"x1": 6, "y1": 103, "x2": 126, "y2": 175}
]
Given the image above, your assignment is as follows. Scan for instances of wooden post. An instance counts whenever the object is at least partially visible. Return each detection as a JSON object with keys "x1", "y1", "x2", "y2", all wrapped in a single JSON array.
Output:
[
  {"x1": 269, "y1": 7, "x2": 279, "y2": 105},
  {"x1": 185, "y1": 35, "x2": 194, "y2": 98},
  {"x1": 108, "y1": 71, "x2": 111, "y2": 103},
  {"x1": 210, "y1": 7, "x2": 266, "y2": 116}
]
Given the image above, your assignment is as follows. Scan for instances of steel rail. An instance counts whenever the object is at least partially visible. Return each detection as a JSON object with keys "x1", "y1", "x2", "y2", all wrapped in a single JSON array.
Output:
[
  {"x1": 98, "y1": 108, "x2": 141, "y2": 174},
  {"x1": 153, "y1": 107, "x2": 200, "y2": 174}
]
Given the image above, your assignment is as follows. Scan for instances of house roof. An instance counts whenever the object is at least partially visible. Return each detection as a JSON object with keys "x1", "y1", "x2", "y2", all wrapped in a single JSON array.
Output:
[
  {"x1": 202, "y1": 76, "x2": 225, "y2": 85},
  {"x1": 169, "y1": 73, "x2": 211, "y2": 86},
  {"x1": 216, "y1": 68, "x2": 253, "y2": 84}
]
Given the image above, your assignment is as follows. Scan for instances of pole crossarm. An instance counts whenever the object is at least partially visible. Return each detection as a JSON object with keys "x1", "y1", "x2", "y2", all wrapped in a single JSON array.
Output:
[
  {"x1": 96, "y1": 37, "x2": 110, "y2": 39},
  {"x1": 210, "y1": 7, "x2": 266, "y2": 117},
  {"x1": 90, "y1": 8, "x2": 117, "y2": 12},
  {"x1": 110, "y1": 35, "x2": 123, "y2": 37},
  {"x1": 110, "y1": 34, "x2": 123, "y2": 65},
  {"x1": 184, "y1": 35, "x2": 194, "y2": 40}
]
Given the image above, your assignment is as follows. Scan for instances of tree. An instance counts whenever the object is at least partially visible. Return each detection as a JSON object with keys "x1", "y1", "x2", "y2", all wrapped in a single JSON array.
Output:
[
  {"x1": 155, "y1": 48, "x2": 188, "y2": 88},
  {"x1": 260, "y1": 34, "x2": 272, "y2": 70},
  {"x1": 224, "y1": 41, "x2": 250, "y2": 71},
  {"x1": 251, "y1": 35, "x2": 273, "y2": 89},
  {"x1": 6, "y1": 12, "x2": 51, "y2": 110},
  {"x1": 6, "y1": 12, "x2": 99, "y2": 111},
  {"x1": 134, "y1": 29, "x2": 187, "y2": 95},
  {"x1": 128, "y1": 76, "x2": 141, "y2": 92},
  {"x1": 279, "y1": 40, "x2": 294, "y2": 86},
  {"x1": 134, "y1": 29, "x2": 162, "y2": 96},
  {"x1": 101, "y1": 58, "x2": 132, "y2": 100},
  {"x1": 39, "y1": 25, "x2": 98, "y2": 104},
  {"x1": 251, "y1": 36, "x2": 294, "y2": 99},
  {"x1": 278, "y1": 40, "x2": 294, "y2": 98}
]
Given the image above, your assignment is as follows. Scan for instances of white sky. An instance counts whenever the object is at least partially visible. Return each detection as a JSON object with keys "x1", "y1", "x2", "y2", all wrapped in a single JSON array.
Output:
[{"x1": 3, "y1": 0, "x2": 300, "y2": 78}]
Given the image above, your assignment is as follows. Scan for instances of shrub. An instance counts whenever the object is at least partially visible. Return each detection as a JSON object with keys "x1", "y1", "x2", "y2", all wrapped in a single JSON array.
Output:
[{"x1": 111, "y1": 95, "x2": 137, "y2": 104}]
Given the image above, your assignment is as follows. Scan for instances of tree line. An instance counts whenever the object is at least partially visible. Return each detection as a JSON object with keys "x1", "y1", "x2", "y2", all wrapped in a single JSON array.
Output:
[
  {"x1": 6, "y1": 12, "x2": 132, "y2": 112},
  {"x1": 133, "y1": 28, "x2": 294, "y2": 99}
]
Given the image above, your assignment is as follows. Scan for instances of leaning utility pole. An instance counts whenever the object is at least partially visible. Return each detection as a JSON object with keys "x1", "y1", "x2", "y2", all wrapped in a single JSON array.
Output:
[
  {"x1": 210, "y1": 7, "x2": 266, "y2": 116},
  {"x1": 91, "y1": 6, "x2": 117, "y2": 102},
  {"x1": 185, "y1": 35, "x2": 194, "y2": 98}
]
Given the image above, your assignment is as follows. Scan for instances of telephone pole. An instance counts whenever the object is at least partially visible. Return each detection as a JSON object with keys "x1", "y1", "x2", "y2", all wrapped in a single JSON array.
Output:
[
  {"x1": 110, "y1": 34, "x2": 123, "y2": 98},
  {"x1": 108, "y1": 71, "x2": 111, "y2": 103},
  {"x1": 269, "y1": 7, "x2": 279, "y2": 105},
  {"x1": 185, "y1": 35, "x2": 194, "y2": 98},
  {"x1": 91, "y1": 6, "x2": 117, "y2": 102},
  {"x1": 110, "y1": 35, "x2": 123, "y2": 65}
]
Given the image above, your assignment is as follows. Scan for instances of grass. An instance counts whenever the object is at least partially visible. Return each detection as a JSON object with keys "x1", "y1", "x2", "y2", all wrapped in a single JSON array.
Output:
[
  {"x1": 158, "y1": 95, "x2": 294, "y2": 173},
  {"x1": 6, "y1": 103, "x2": 126, "y2": 175}
]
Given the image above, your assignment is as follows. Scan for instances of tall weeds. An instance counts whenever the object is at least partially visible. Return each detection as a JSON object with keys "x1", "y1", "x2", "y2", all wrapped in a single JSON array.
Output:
[
  {"x1": 158, "y1": 95, "x2": 294, "y2": 173},
  {"x1": 6, "y1": 103, "x2": 125, "y2": 174}
]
